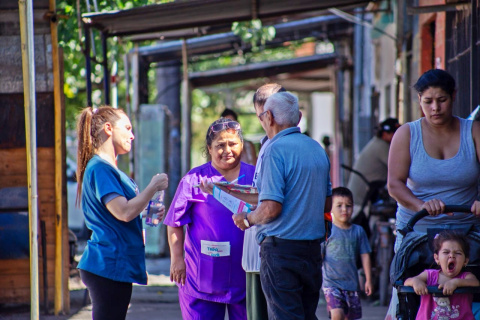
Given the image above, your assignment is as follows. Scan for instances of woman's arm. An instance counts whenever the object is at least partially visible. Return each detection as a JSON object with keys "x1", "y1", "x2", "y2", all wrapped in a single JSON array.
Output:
[
  {"x1": 106, "y1": 173, "x2": 168, "y2": 222},
  {"x1": 388, "y1": 125, "x2": 446, "y2": 215},
  {"x1": 470, "y1": 121, "x2": 480, "y2": 217},
  {"x1": 388, "y1": 125, "x2": 423, "y2": 212},
  {"x1": 360, "y1": 253, "x2": 372, "y2": 296},
  {"x1": 404, "y1": 270, "x2": 429, "y2": 295},
  {"x1": 168, "y1": 226, "x2": 186, "y2": 286}
]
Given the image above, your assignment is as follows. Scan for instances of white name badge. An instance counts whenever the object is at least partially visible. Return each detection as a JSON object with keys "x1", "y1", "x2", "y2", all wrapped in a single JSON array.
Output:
[{"x1": 201, "y1": 240, "x2": 230, "y2": 257}]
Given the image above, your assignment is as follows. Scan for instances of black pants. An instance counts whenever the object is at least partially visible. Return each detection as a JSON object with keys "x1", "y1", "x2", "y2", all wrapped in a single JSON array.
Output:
[
  {"x1": 260, "y1": 237, "x2": 322, "y2": 320},
  {"x1": 80, "y1": 269, "x2": 133, "y2": 320}
]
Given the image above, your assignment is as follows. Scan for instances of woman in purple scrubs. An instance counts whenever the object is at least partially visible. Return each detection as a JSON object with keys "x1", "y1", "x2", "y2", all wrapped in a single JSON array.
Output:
[{"x1": 164, "y1": 118, "x2": 255, "y2": 320}]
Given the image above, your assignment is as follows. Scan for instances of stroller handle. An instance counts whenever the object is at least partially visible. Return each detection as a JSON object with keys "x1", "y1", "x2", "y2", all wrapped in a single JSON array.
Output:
[
  {"x1": 399, "y1": 205, "x2": 472, "y2": 236},
  {"x1": 395, "y1": 282, "x2": 480, "y2": 295}
]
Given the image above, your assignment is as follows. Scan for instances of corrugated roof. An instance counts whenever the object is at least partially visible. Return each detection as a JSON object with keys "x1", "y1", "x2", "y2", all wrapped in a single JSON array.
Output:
[
  {"x1": 137, "y1": 15, "x2": 350, "y2": 63},
  {"x1": 189, "y1": 53, "x2": 338, "y2": 87},
  {"x1": 82, "y1": 0, "x2": 370, "y2": 37}
]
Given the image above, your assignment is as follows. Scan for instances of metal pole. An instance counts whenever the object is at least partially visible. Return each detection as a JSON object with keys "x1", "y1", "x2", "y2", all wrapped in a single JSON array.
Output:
[
  {"x1": 124, "y1": 53, "x2": 134, "y2": 175},
  {"x1": 18, "y1": 0, "x2": 39, "y2": 319},
  {"x1": 111, "y1": 60, "x2": 118, "y2": 109},
  {"x1": 181, "y1": 39, "x2": 191, "y2": 175},
  {"x1": 102, "y1": 32, "x2": 110, "y2": 105},
  {"x1": 132, "y1": 47, "x2": 139, "y2": 179},
  {"x1": 471, "y1": 0, "x2": 479, "y2": 111},
  {"x1": 84, "y1": 23, "x2": 93, "y2": 107}
]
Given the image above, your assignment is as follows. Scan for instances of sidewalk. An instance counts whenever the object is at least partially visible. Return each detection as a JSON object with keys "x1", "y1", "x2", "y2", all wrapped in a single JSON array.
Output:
[{"x1": 0, "y1": 257, "x2": 388, "y2": 319}]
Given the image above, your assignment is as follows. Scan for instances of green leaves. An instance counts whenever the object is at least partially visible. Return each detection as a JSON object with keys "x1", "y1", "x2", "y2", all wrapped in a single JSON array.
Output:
[{"x1": 232, "y1": 19, "x2": 276, "y2": 51}]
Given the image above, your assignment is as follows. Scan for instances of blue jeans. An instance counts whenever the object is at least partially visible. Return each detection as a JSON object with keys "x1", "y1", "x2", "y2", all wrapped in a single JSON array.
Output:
[{"x1": 260, "y1": 237, "x2": 322, "y2": 320}]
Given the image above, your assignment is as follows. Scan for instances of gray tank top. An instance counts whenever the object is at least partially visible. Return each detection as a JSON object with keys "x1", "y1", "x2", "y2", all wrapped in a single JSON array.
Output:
[{"x1": 396, "y1": 117, "x2": 480, "y2": 230}]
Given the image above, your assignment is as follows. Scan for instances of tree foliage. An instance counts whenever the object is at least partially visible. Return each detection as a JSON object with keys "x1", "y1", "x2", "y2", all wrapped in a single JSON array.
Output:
[
  {"x1": 232, "y1": 20, "x2": 276, "y2": 51},
  {"x1": 57, "y1": 0, "x2": 165, "y2": 130},
  {"x1": 57, "y1": 0, "x2": 316, "y2": 168}
]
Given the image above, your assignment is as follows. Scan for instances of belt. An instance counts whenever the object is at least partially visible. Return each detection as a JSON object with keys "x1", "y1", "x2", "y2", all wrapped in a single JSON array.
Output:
[{"x1": 262, "y1": 236, "x2": 321, "y2": 245}]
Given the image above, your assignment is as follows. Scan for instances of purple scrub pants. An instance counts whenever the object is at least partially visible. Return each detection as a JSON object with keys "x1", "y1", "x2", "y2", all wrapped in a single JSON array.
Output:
[{"x1": 179, "y1": 289, "x2": 247, "y2": 320}]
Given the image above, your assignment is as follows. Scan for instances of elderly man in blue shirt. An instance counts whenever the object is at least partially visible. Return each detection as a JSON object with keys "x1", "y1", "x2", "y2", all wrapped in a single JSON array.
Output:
[{"x1": 233, "y1": 91, "x2": 332, "y2": 320}]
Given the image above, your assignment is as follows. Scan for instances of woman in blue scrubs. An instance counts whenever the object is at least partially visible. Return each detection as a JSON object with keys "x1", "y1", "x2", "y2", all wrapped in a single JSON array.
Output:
[{"x1": 75, "y1": 106, "x2": 168, "y2": 319}]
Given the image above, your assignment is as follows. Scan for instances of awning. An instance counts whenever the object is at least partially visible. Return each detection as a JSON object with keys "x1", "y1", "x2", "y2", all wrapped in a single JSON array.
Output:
[
  {"x1": 189, "y1": 53, "x2": 338, "y2": 88},
  {"x1": 82, "y1": 0, "x2": 370, "y2": 37},
  {"x1": 138, "y1": 15, "x2": 350, "y2": 64}
]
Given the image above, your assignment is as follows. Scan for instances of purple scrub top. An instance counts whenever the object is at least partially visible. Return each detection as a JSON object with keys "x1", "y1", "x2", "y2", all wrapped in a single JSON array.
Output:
[{"x1": 164, "y1": 161, "x2": 255, "y2": 303}]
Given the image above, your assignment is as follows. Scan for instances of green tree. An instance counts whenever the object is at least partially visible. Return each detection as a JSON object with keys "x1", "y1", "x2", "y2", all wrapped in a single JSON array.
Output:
[
  {"x1": 58, "y1": 1, "x2": 317, "y2": 168},
  {"x1": 57, "y1": 0, "x2": 165, "y2": 130}
]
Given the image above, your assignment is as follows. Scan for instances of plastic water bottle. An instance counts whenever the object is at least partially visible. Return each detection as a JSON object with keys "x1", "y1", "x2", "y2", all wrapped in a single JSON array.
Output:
[{"x1": 145, "y1": 190, "x2": 164, "y2": 227}]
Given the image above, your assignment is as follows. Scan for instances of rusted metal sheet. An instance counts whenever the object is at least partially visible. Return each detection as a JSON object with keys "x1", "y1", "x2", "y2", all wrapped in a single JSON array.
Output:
[
  {"x1": 82, "y1": 0, "x2": 369, "y2": 37},
  {"x1": 0, "y1": 93, "x2": 54, "y2": 148},
  {"x1": 0, "y1": 35, "x2": 53, "y2": 93}
]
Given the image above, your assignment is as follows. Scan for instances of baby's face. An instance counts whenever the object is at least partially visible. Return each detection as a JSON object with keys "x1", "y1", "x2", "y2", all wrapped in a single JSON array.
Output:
[
  {"x1": 434, "y1": 240, "x2": 468, "y2": 278},
  {"x1": 331, "y1": 196, "x2": 353, "y2": 225}
]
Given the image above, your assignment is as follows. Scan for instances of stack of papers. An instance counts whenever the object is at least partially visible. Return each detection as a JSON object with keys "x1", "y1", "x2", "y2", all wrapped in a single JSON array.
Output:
[
  {"x1": 212, "y1": 186, "x2": 252, "y2": 214},
  {"x1": 213, "y1": 182, "x2": 258, "y2": 194}
]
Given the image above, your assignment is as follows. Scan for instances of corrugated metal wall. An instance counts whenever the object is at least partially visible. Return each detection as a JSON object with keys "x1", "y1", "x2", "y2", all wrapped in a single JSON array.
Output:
[{"x1": 445, "y1": 1, "x2": 480, "y2": 117}]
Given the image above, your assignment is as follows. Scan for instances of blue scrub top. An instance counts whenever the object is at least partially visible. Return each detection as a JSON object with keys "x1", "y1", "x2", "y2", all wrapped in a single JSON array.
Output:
[{"x1": 78, "y1": 155, "x2": 147, "y2": 285}]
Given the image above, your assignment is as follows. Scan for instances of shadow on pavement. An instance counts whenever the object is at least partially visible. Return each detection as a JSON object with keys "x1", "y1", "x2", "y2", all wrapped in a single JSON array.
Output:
[{"x1": 0, "y1": 256, "x2": 388, "y2": 319}]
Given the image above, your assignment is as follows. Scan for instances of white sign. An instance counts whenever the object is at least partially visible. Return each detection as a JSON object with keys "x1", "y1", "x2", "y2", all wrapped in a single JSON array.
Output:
[{"x1": 201, "y1": 240, "x2": 230, "y2": 257}]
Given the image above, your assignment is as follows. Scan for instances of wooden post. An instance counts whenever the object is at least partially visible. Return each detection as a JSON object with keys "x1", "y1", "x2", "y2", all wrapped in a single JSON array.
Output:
[
  {"x1": 49, "y1": 0, "x2": 68, "y2": 313},
  {"x1": 181, "y1": 39, "x2": 191, "y2": 175},
  {"x1": 18, "y1": 0, "x2": 40, "y2": 318}
]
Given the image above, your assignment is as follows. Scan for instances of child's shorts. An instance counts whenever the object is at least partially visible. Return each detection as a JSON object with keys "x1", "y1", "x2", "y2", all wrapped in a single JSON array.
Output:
[{"x1": 323, "y1": 287, "x2": 362, "y2": 320}]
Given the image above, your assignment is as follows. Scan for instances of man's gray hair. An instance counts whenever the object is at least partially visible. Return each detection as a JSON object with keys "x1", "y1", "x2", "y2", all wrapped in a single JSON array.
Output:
[{"x1": 264, "y1": 91, "x2": 300, "y2": 126}]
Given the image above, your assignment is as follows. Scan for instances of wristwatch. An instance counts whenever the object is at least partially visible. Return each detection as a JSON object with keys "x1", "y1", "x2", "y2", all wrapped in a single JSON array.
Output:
[{"x1": 243, "y1": 214, "x2": 251, "y2": 228}]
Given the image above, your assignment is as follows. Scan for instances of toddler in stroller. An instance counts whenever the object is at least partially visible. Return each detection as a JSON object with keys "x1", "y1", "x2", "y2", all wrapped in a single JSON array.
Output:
[
  {"x1": 390, "y1": 205, "x2": 480, "y2": 320},
  {"x1": 404, "y1": 230, "x2": 479, "y2": 319}
]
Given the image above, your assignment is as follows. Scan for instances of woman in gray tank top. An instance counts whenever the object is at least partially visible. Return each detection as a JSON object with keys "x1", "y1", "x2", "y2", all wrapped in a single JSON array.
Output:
[
  {"x1": 385, "y1": 68, "x2": 480, "y2": 319},
  {"x1": 388, "y1": 69, "x2": 480, "y2": 250}
]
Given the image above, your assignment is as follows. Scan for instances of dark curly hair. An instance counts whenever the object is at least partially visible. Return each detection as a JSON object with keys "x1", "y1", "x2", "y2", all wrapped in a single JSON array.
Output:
[
  {"x1": 433, "y1": 230, "x2": 470, "y2": 259},
  {"x1": 203, "y1": 117, "x2": 244, "y2": 160},
  {"x1": 332, "y1": 187, "x2": 353, "y2": 204},
  {"x1": 413, "y1": 69, "x2": 456, "y2": 97}
]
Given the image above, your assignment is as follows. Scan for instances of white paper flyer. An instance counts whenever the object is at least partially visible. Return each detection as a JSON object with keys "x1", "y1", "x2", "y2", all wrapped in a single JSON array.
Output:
[{"x1": 212, "y1": 186, "x2": 252, "y2": 214}]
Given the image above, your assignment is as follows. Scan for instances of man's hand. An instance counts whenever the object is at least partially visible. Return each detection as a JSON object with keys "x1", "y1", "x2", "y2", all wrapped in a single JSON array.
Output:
[
  {"x1": 232, "y1": 212, "x2": 249, "y2": 231},
  {"x1": 198, "y1": 177, "x2": 214, "y2": 195}
]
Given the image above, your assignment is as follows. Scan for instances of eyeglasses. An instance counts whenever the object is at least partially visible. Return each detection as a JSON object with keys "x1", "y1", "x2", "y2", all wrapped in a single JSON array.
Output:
[
  {"x1": 258, "y1": 110, "x2": 268, "y2": 120},
  {"x1": 209, "y1": 120, "x2": 241, "y2": 134}
]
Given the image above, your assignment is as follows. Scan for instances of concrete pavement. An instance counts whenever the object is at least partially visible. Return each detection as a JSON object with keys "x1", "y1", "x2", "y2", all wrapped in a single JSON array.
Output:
[{"x1": 0, "y1": 257, "x2": 389, "y2": 319}]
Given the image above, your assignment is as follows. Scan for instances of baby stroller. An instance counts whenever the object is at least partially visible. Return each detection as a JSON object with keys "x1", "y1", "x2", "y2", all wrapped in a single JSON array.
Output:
[{"x1": 390, "y1": 205, "x2": 480, "y2": 320}]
